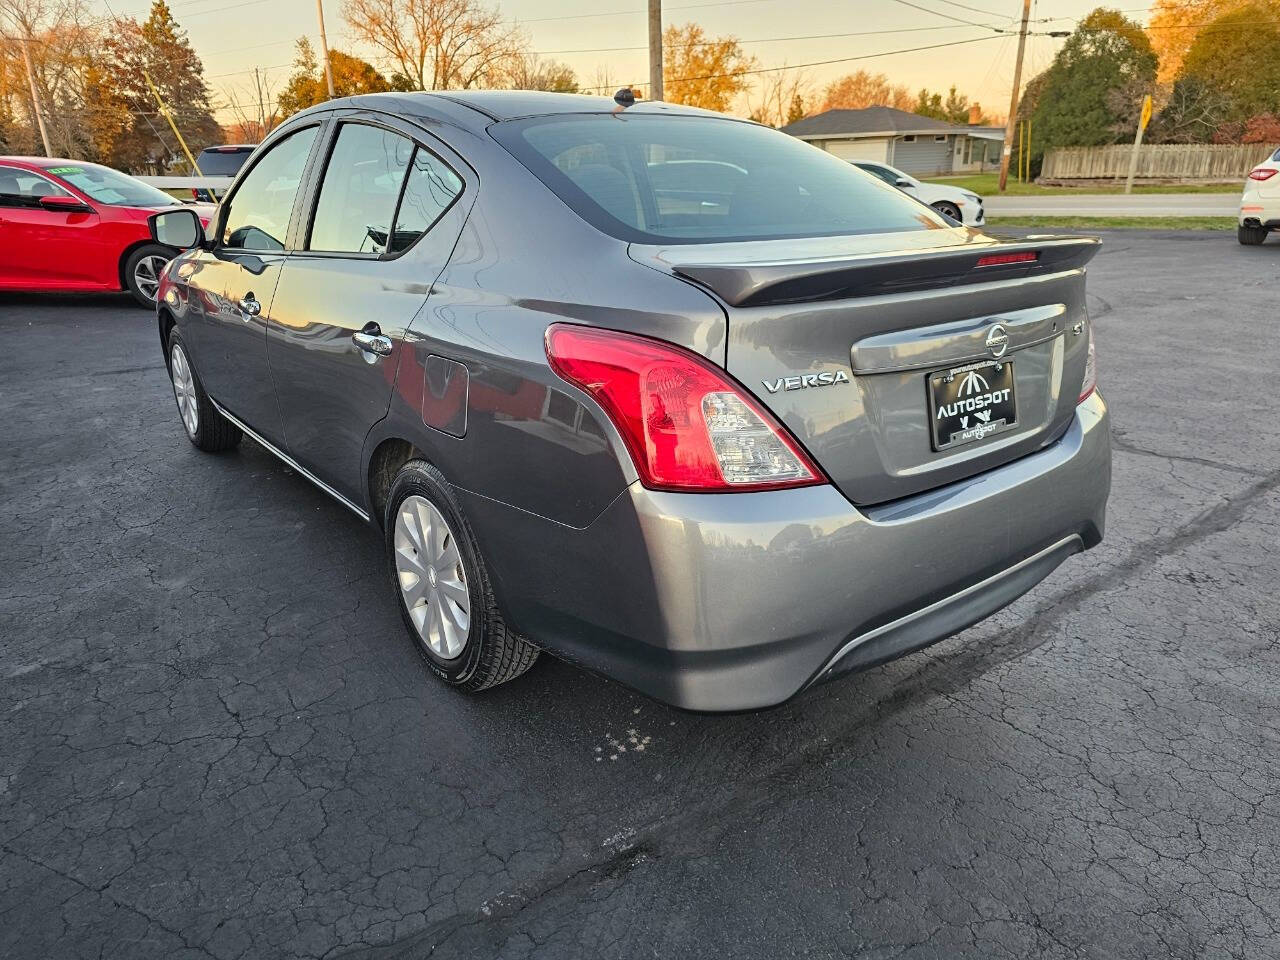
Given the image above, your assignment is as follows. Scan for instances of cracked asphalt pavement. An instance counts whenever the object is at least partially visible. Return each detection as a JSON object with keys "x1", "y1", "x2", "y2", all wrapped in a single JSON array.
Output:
[{"x1": 3, "y1": 231, "x2": 1280, "y2": 959}]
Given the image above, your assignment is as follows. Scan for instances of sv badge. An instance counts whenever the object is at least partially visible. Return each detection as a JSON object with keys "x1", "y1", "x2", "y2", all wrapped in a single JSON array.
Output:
[{"x1": 763, "y1": 370, "x2": 851, "y2": 393}]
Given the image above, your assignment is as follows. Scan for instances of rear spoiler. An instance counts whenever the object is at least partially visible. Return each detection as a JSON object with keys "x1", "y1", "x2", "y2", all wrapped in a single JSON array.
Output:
[{"x1": 669, "y1": 237, "x2": 1101, "y2": 308}]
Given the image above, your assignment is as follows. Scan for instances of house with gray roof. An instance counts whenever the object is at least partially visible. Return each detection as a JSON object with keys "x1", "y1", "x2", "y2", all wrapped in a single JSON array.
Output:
[{"x1": 780, "y1": 106, "x2": 1004, "y2": 177}]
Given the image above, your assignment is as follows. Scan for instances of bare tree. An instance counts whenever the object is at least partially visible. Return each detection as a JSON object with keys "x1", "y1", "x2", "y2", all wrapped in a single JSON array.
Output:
[
  {"x1": 0, "y1": 0, "x2": 80, "y2": 154},
  {"x1": 747, "y1": 64, "x2": 810, "y2": 128},
  {"x1": 341, "y1": 0, "x2": 525, "y2": 90},
  {"x1": 501, "y1": 52, "x2": 577, "y2": 92},
  {"x1": 223, "y1": 66, "x2": 280, "y2": 143}
]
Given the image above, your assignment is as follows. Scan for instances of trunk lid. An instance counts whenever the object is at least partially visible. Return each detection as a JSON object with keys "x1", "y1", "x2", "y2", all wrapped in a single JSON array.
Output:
[{"x1": 631, "y1": 230, "x2": 1100, "y2": 505}]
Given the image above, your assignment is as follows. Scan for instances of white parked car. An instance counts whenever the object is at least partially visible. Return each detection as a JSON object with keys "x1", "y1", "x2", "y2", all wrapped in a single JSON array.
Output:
[
  {"x1": 1238, "y1": 148, "x2": 1280, "y2": 245},
  {"x1": 852, "y1": 161, "x2": 984, "y2": 226}
]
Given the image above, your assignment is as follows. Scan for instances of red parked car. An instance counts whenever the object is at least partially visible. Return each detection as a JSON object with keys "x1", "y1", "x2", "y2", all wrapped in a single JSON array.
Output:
[{"x1": 0, "y1": 157, "x2": 214, "y2": 308}]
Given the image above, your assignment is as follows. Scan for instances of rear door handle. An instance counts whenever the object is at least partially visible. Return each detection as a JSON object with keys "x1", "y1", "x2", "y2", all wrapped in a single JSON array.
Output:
[
  {"x1": 238, "y1": 293, "x2": 260, "y2": 318},
  {"x1": 352, "y1": 324, "x2": 393, "y2": 357}
]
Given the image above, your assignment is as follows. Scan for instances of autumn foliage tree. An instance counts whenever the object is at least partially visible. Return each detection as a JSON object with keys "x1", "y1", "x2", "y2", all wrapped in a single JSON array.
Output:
[
  {"x1": 662, "y1": 23, "x2": 755, "y2": 112},
  {"x1": 341, "y1": 0, "x2": 524, "y2": 90},
  {"x1": 1179, "y1": 4, "x2": 1280, "y2": 127},
  {"x1": 101, "y1": 1, "x2": 220, "y2": 171},
  {"x1": 1147, "y1": 0, "x2": 1280, "y2": 83},
  {"x1": 277, "y1": 37, "x2": 396, "y2": 117},
  {"x1": 816, "y1": 70, "x2": 912, "y2": 112}
]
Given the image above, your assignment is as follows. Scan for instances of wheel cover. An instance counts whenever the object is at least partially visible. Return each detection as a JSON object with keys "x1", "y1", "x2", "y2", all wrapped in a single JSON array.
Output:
[
  {"x1": 393, "y1": 494, "x2": 471, "y2": 660},
  {"x1": 169, "y1": 343, "x2": 199, "y2": 437},
  {"x1": 134, "y1": 254, "x2": 168, "y2": 302}
]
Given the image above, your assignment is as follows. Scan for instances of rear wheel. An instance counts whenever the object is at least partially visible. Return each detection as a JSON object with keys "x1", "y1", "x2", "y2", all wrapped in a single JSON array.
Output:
[
  {"x1": 386, "y1": 460, "x2": 538, "y2": 692},
  {"x1": 1238, "y1": 224, "x2": 1269, "y2": 246},
  {"x1": 932, "y1": 201, "x2": 962, "y2": 224},
  {"x1": 166, "y1": 330, "x2": 241, "y2": 452},
  {"x1": 124, "y1": 244, "x2": 173, "y2": 308}
]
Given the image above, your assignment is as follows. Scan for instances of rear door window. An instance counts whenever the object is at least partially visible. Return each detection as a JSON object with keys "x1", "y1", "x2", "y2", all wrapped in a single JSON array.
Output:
[
  {"x1": 388, "y1": 149, "x2": 463, "y2": 254},
  {"x1": 492, "y1": 114, "x2": 946, "y2": 244},
  {"x1": 221, "y1": 126, "x2": 319, "y2": 252},
  {"x1": 0, "y1": 167, "x2": 73, "y2": 207},
  {"x1": 308, "y1": 124, "x2": 414, "y2": 254}
]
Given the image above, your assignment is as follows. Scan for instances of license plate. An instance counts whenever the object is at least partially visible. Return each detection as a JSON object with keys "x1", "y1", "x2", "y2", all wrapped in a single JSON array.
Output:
[{"x1": 927, "y1": 360, "x2": 1017, "y2": 451}]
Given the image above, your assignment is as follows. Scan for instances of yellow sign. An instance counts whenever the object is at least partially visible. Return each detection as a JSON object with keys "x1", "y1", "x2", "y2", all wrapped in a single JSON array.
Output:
[{"x1": 1139, "y1": 94, "x2": 1153, "y2": 133}]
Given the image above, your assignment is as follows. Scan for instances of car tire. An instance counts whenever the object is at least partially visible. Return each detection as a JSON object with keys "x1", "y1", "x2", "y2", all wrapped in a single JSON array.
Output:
[
  {"x1": 124, "y1": 244, "x2": 174, "y2": 309},
  {"x1": 1238, "y1": 224, "x2": 1269, "y2": 246},
  {"x1": 932, "y1": 201, "x2": 962, "y2": 224},
  {"x1": 166, "y1": 329, "x2": 242, "y2": 452},
  {"x1": 386, "y1": 460, "x2": 539, "y2": 692}
]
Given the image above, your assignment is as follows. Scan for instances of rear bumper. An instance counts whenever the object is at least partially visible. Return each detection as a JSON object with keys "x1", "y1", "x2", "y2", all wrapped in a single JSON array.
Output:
[
  {"x1": 1239, "y1": 194, "x2": 1280, "y2": 227},
  {"x1": 463, "y1": 392, "x2": 1111, "y2": 711}
]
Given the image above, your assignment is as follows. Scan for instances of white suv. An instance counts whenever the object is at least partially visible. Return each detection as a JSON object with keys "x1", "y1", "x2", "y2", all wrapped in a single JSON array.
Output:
[{"x1": 1239, "y1": 148, "x2": 1280, "y2": 245}]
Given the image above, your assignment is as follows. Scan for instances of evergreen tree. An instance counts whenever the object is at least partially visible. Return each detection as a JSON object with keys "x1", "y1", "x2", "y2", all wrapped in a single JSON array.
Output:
[
  {"x1": 1022, "y1": 8, "x2": 1157, "y2": 174},
  {"x1": 102, "y1": 1, "x2": 220, "y2": 173}
]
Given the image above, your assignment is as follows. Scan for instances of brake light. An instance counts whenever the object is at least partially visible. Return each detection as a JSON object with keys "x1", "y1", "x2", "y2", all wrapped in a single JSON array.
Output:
[
  {"x1": 1249, "y1": 168, "x2": 1277, "y2": 181},
  {"x1": 545, "y1": 324, "x2": 824, "y2": 492},
  {"x1": 976, "y1": 251, "x2": 1038, "y2": 267},
  {"x1": 1078, "y1": 323, "x2": 1097, "y2": 404}
]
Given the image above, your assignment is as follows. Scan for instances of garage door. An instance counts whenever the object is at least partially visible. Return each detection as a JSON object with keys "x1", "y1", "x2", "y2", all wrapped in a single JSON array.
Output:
[{"x1": 826, "y1": 139, "x2": 890, "y2": 163}]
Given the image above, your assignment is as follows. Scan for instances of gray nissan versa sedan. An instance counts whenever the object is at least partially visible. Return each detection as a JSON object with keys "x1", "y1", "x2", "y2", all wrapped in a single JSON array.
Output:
[{"x1": 148, "y1": 90, "x2": 1110, "y2": 711}]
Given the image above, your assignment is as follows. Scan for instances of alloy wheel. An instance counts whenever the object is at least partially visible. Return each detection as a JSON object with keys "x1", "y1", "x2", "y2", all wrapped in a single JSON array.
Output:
[
  {"x1": 169, "y1": 342, "x2": 199, "y2": 437},
  {"x1": 393, "y1": 494, "x2": 471, "y2": 660},
  {"x1": 134, "y1": 254, "x2": 168, "y2": 303}
]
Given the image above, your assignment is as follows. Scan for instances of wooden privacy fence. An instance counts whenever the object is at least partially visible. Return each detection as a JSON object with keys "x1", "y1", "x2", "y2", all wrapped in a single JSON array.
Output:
[{"x1": 1041, "y1": 143, "x2": 1279, "y2": 180}]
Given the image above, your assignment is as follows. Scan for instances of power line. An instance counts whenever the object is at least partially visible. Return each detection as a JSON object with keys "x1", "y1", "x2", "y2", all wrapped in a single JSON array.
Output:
[
  {"x1": 532, "y1": 22, "x2": 1007, "y2": 56},
  {"x1": 931, "y1": 0, "x2": 1009, "y2": 16},
  {"x1": 577, "y1": 33, "x2": 1004, "y2": 92},
  {"x1": 514, "y1": 0, "x2": 780, "y2": 24},
  {"x1": 884, "y1": 0, "x2": 1007, "y2": 30}
]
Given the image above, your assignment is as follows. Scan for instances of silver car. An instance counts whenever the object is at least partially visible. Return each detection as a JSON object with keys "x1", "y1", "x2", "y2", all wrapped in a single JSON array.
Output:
[{"x1": 149, "y1": 90, "x2": 1110, "y2": 711}]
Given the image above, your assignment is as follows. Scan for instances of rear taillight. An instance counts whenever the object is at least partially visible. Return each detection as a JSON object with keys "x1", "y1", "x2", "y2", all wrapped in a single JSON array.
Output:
[
  {"x1": 1249, "y1": 168, "x2": 1277, "y2": 181},
  {"x1": 1078, "y1": 323, "x2": 1097, "y2": 404},
  {"x1": 544, "y1": 324, "x2": 824, "y2": 492}
]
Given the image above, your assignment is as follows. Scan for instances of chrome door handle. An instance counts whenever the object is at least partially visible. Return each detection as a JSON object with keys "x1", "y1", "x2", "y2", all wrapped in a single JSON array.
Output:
[
  {"x1": 352, "y1": 327, "x2": 393, "y2": 357},
  {"x1": 238, "y1": 294, "x2": 260, "y2": 317}
]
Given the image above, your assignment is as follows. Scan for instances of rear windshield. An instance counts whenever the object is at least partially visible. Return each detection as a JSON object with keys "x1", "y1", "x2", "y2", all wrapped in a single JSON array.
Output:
[
  {"x1": 491, "y1": 113, "x2": 946, "y2": 244},
  {"x1": 197, "y1": 148, "x2": 254, "y2": 176}
]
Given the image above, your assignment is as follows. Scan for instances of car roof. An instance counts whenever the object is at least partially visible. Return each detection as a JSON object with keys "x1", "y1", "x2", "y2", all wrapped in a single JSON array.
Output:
[
  {"x1": 292, "y1": 90, "x2": 729, "y2": 133},
  {"x1": 0, "y1": 156, "x2": 85, "y2": 170}
]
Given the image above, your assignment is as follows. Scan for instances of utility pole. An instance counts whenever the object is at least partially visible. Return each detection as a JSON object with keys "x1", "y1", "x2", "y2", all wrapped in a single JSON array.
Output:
[
  {"x1": 997, "y1": 0, "x2": 1032, "y2": 192},
  {"x1": 316, "y1": 0, "x2": 335, "y2": 99},
  {"x1": 143, "y1": 68, "x2": 203, "y2": 176},
  {"x1": 20, "y1": 35, "x2": 52, "y2": 156},
  {"x1": 648, "y1": 0, "x2": 662, "y2": 101}
]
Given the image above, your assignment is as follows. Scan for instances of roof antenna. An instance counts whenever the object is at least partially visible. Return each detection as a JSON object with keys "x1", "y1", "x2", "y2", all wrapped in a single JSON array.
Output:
[{"x1": 613, "y1": 87, "x2": 636, "y2": 107}]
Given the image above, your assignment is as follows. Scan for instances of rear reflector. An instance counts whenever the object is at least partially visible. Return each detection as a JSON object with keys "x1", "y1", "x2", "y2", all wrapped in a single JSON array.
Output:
[
  {"x1": 545, "y1": 324, "x2": 824, "y2": 492},
  {"x1": 975, "y1": 251, "x2": 1039, "y2": 268},
  {"x1": 1078, "y1": 323, "x2": 1097, "y2": 404},
  {"x1": 1249, "y1": 168, "x2": 1278, "y2": 181}
]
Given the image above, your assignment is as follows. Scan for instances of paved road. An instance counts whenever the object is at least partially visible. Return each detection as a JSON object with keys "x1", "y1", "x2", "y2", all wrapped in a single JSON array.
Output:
[
  {"x1": 985, "y1": 192, "x2": 1239, "y2": 217},
  {"x1": 3, "y1": 231, "x2": 1280, "y2": 960}
]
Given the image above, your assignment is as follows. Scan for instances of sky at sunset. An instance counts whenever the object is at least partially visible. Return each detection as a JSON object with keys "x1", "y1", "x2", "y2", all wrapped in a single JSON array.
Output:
[{"x1": 105, "y1": 0, "x2": 1162, "y2": 122}]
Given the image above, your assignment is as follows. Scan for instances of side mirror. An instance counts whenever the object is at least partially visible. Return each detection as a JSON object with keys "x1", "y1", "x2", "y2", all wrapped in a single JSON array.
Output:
[
  {"x1": 895, "y1": 178, "x2": 913, "y2": 188},
  {"x1": 39, "y1": 195, "x2": 93, "y2": 213},
  {"x1": 149, "y1": 208, "x2": 205, "y2": 250}
]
